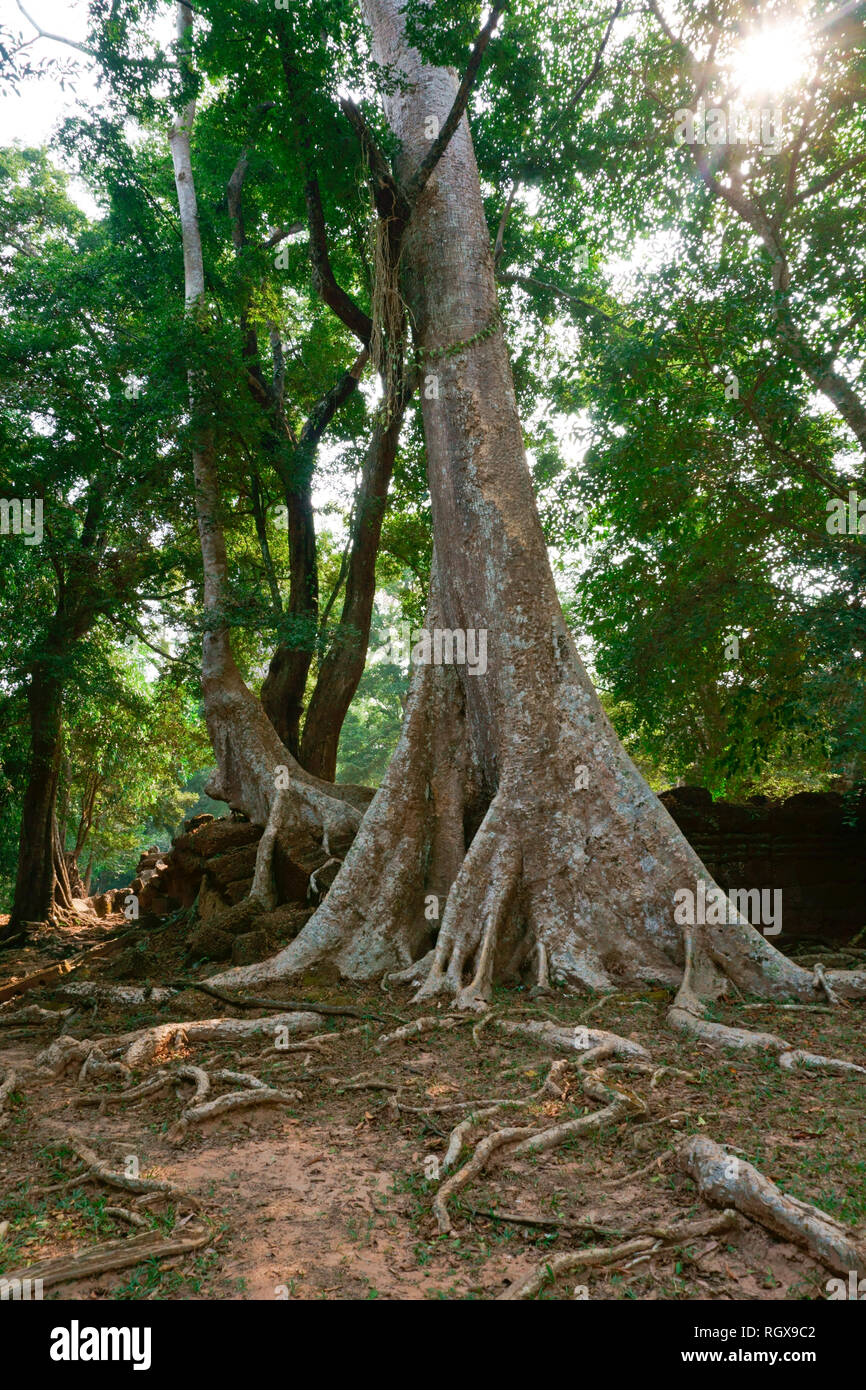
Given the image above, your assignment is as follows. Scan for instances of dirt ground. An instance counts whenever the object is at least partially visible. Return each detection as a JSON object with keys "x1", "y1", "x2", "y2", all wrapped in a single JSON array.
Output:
[{"x1": 1, "y1": 910, "x2": 864, "y2": 1301}]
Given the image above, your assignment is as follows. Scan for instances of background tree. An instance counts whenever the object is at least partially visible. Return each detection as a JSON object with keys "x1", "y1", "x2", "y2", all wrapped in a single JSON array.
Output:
[{"x1": 0, "y1": 144, "x2": 189, "y2": 934}]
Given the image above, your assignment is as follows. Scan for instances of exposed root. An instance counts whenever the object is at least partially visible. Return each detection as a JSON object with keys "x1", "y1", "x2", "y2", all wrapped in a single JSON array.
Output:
[
  {"x1": 248, "y1": 785, "x2": 286, "y2": 911},
  {"x1": 269, "y1": 1033, "x2": 345, "y2": 1054},
  {"x1": 603, "y1": 1151, "x2": 674, "y2": 1186},
  {"x1": 676, "y1": 1135, "x2": 866, "y2": 1276},
  {"x1": 175, "y1": 1064, "x2": 211, "y2": 1105},
  {"x1": 35, "y1": 1036, "x2": 102, "y2": 1078},
  {"x1": 432, "y1": 1065, "x2": 644, "y2": 1234},
  {"x1": 0, "y1": 1221, "x2": 213, "y2": 1292},
  {"x1": 0, "y1": 1067, "x2": 17, "y2": 1124},
  {"x1": 576, "y1": 1041, "x2": 619, "y2": 1066},
  {"x1": 172, "y1": 978, "x2": 393, "y2": 1023},
  {"x1": 308, "y1": 857, "x2": 343, "y2": 901},
  {"x1": 442, "y1": 1112, "x2": 495, "y2": 1171},
  {"x1": 50, "y1": 1138, "x2": 201, "y2": 1210},
  {"x1": 669, "y1": 922, "x2": 866, "y2": 1074},
  {"x1": 541, "y1": 1058, "x2": 572, "y2": 1096},
  {"x1": 494, "y1": 1018, "x2": 649, "y2": 1060},
  {"x1": 508, "y1": 1069, "x2": 645, "y2": 1159},
  {"x1": 777, "y1": 1050, "x2": 866, "y2": 1077},
  {"x1": 413, "y1": 796, "x2": 520, "y2": 1010},
  {"x1": 440, "y1": 1061, "x2": 570, "y2": 1171},
  {"x1": 78, "y1": 1049, "x2": 132, "y2": 1087},
  {"x1": 0, "y1": 1004, "x2": 72, "y2": 1027},
  {"x1": 103, "y1": 1205, "x2": 150, "y2": 1229},
  {"x1": 100, "y1": 1012, "x2": 323, "y2": 1068},
  {"x1": 79, "y1": 1071, "x2": 173, "y2": 1112},
  {"x1": 168, "y1": 1084, "x2": 302, "y2": 1143},
  {"x1": 339, "y1": 1077, "x2": 398, "y2": 1094},
  {"x1": 649, "y1": 1065, "x2": 698, "y2": 1088},
  {"x1": 379, "y1": 1015, "x2": 462, "y2": 1046},
  {"x1": 433, "y1": 1125, "x2": 536, "y2": 1234},
  {"x1": 385, "y1": 952, "x2": 436, "y2": 990},
  {"x1": 463, "y1": 1204, "x2": 629, "y2": 1238},
  {"x1": 211, "y1": 1068, "x2": 271, "y2": 1089},
  {"x1": 669, "y1": 1008, "x2": 866, "y2": 1075},
  {"x1": 531, "y1": 940, "x2": 552, "y2": 996},
  {"x1": 57, "y1": 982, "x2": 177, "y2": 1007},
  {"x1": 668, "y1": 1009, "x2": 786, "y2": 1053},
  {"x1": 581, "y1": 992, "x2": 628, "y2": 1021},
  {"x1": 499, "y1": 1211, "x2": 737, "y2": 1300},
  {"x1": 814, "y1": 962, "x2": 846, "y2": 1007}
]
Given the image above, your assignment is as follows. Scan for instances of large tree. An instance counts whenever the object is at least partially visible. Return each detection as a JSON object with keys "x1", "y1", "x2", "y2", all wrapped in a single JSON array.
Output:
[{"x1": 196, "y1": 0, "x2": 866, "y2": 1038}]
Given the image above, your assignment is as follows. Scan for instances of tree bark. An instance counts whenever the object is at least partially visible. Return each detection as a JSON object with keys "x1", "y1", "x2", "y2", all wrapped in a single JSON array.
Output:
[{"x1": 53, "y1": 818, "x2": 74, "y2": 910}]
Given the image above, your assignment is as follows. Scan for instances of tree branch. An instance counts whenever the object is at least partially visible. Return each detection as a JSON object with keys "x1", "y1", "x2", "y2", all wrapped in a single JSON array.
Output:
[
  {"x1": 793, "y1": 150, "x2": 866, "y2": 207},
  {"x1": 261, "y1": 222, "x2": 304, "y2": 250},
  {"x1": 493, "y1": 180, "x2": 519, "y2": 265},
  {"x1": 404, "y1": 5, "x2": 505, "y2": 206},
  {"x1": 568, "y1": 0, "x2": 623, "y2": 112},
  {"x1": 497, "y1": 270, "x2": 616, "y2": 322},
  {"x1": 339, "y1": 96, "x2": 410, "y2": 223},
  {"x1": 227, "y1": 152, "x2": 249, "y2": 253},
  {"x1": 15, "y1": 0, "x2": 97, "y2": 57},
  {"x1": 293, "y1": 349, "x2": 370, "y2": 461},
  {"x1": 15, "y1": 0, "x2": 172, "y2": 71},
  {"x1": 304, "y1": 175, "x2": 373, "y2": 346},
  {"x1": 123, "y1": 621, "x2": 190, "y2": 667}
]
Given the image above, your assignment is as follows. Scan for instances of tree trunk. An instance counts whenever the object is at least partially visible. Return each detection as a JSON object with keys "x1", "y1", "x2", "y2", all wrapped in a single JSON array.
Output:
[
  {"x1": 259, "y1": 481, "x2": 317, "y2": 759},
  {"x1": 260, "y1": 353, "x2": 369, "y2": 759},
  {"x1": 208, "y1": 0, "x2": 866, "y2": 1019},
  {"x1": 299, "y1": 393, "x2": 408, "y2": 780},
  {"x1": 5, "y1": 658, "x2": 65, "y2": 935}
]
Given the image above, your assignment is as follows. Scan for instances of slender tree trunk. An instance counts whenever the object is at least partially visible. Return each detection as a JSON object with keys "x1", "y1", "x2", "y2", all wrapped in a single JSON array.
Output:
[
  {"x1": 5, "y1": 658, "x2": 65, "y2": 935},
  {"x1": 229, "y1": 149, "x2": 327, "y2": 759},
  {"x1": 260, "y1": 354, "x2": 368, "y2": 758},
  {"x1": 83, "y1": 848, "x2": 94, "y2": 897},
  {"x1": 259, "y1": 439, "x2": 324, "y2": 759},
  {"x1": 299, "y1": 392, "x2": 408, "y2": 780},
  {"x1": 209, "y1": 0, "x2": 866, "y2": 1018},
  {"x1": 73, "y1": 775, "x2": 99, "y2": 858},
  {"x1": 54, "y1": 819, "x2": 74, "y2": 910}
]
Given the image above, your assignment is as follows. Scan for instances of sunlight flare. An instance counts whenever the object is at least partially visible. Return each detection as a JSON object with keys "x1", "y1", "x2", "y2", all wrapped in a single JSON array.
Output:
[{"x1": 728, "y1": 19, "x2": 813, "y2": 96}]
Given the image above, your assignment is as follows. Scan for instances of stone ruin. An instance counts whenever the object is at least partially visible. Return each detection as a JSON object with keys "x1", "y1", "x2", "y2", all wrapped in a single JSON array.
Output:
[{"x1": 92, "y1": 788, "x2": 864, "y2": 967}]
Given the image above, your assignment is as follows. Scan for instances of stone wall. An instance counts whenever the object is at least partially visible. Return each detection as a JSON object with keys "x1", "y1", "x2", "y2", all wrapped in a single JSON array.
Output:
[
  {"x1": 659, "y1": 788, "x2": 866, "y2": 942},
  {"x1": 112, "y1": 795, "x2": 865, "y2": 948}
]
